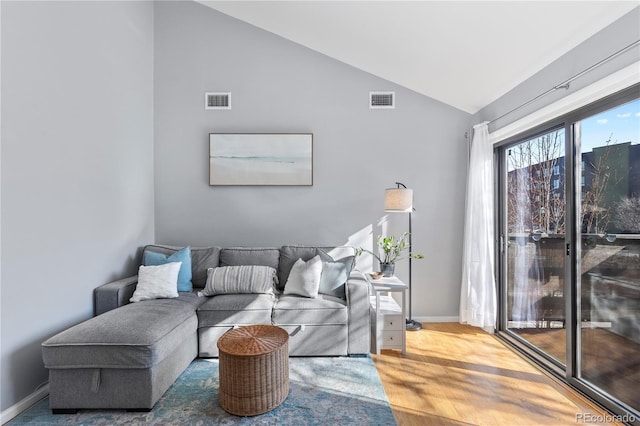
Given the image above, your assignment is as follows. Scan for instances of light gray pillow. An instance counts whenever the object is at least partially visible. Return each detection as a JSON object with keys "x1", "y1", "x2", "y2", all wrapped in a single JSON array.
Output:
[
  {"x1": 317, "y1": 249, "x2": 355, "y2": 300},
  {"x1": 283, "y1": 255, "x2": 323, "y2": 298},
  {"x1": 130, "y1": 262, "x2": 181, "y2": 302},
  {"x1": 202, "y1": 265, "x2": 277, "y2": 296}
]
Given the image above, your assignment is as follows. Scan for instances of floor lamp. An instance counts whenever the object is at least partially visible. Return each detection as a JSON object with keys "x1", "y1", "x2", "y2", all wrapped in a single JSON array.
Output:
[{"x1": 384, "y1": 182, "x2": 422, "y2": 331}]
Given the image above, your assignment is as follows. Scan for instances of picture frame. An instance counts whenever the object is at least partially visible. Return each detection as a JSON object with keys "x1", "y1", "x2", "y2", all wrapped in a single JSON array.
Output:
[{"x1": 209, "y1": 133, "x2": 313, "y2": 186}]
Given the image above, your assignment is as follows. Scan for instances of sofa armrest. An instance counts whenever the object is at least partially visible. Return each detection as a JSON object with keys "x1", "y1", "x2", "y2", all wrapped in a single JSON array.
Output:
[
  {"x1": 93, "y1": 275, "x2": 138, "y2": 316},
  {"x1": 345, "y1": 270, "x2": 371, "y2": 355}
]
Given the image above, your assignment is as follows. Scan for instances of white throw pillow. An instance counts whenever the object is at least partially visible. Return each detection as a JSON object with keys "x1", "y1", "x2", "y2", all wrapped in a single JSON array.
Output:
[
  {"x1": 283, "y1": 255, "x2": 323, "y2": 298},
  {"x1": 130, "y1": 261, "x2": 181, "y2": 302}
]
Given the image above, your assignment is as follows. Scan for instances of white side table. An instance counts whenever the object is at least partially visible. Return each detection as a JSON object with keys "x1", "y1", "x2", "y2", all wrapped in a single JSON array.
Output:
[{"x1": 369, "y1": 276, "x2": 407, "y2": 355}]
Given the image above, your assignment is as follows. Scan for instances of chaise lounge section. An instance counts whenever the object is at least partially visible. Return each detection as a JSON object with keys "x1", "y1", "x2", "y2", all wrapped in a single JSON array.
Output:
[{"x1": 41, "y1": 244, "x2": 371, "y2": 412}]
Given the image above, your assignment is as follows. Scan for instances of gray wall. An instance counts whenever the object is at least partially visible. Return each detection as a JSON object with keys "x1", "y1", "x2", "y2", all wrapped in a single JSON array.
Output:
[
  {"x1": 0, "y1": 1, "x2": 154, "y2": 412},
  {"x1": 154, "y1": 1, "x2": 470, "y2": 319},
  {"x1": 474, "y1": 7, "x2": 640, "y2": 130}
]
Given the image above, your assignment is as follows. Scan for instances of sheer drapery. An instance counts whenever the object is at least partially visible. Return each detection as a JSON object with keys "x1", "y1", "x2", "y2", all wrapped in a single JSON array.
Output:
[
  {"x1": 510, "y1": 166, "x2": 542, "y2": 324},
  {"x1": 460, "y1": 122, "x2": 497, "y2": 328}
]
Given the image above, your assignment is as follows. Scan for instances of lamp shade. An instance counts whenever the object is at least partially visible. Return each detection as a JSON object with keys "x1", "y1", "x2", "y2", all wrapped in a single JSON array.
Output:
[{"x1": 384, "y1": 188, "x2": 413, "y2": 212}]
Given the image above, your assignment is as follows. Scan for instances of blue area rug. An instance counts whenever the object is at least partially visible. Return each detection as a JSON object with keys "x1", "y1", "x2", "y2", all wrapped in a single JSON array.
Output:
[{"x1": 8, "y1": 356, "x2": 396, "y2": 425}]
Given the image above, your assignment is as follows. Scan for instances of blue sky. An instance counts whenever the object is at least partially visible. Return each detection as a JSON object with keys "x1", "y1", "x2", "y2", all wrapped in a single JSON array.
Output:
[{"x1": 581, "y1": 98, "x2": 640, "y2": 153}]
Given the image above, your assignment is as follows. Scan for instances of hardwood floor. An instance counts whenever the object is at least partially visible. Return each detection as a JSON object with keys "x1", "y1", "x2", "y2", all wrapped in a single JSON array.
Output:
[
  {"x1": 373, "y1": 323, "x2": 623, "y2": 426},
  {"x1": 518, "y1": 327, "x2": 640, "y2": 409}
]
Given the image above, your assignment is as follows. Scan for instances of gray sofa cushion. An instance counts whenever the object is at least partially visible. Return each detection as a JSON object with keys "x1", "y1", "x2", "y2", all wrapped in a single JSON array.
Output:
[
  {"x1": 219, "y1": 247, "x2": 280, "y2": 270},
  {"x1": 43, "y1": 298, "x2": 199, "y2": 369},
  {"x1": 196, "y1": 294, "x2": 276, "y2": 327},
  {"x1": 143, "y1": 245, "x2": 220, "y2": 289},
  {"x1": 273, "y1": 294, "x2": 348, "y2": 325},
  {"x1": 174, "y1": 291, "x2": 210, "y2": 310},
  {"x1": 278, "y1": 246, "x2": 333, "y2": 291}
]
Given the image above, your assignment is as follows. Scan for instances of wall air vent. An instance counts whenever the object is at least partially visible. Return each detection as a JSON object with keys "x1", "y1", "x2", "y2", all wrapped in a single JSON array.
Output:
[
  {"x1": 369, "y1": 91, "x2": 395, "y2": 109},
  {"x1": 205, "y1": 92, "x2": 231, "y2": 110}
]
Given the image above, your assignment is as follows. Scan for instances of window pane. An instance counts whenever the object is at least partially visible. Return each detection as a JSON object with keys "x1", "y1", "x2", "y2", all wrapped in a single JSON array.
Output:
[
  {"x1": 505, "y1": 128, "x2": 566, "y2": 364},
  {"x1": 578, "y1": 98, "x2": 640, "y2": 410}
]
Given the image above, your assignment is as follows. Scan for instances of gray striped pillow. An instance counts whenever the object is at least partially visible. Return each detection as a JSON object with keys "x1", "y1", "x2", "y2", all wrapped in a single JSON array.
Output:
[{"x1": 202, "y1": 265, "x2": 277, "y2": 296}]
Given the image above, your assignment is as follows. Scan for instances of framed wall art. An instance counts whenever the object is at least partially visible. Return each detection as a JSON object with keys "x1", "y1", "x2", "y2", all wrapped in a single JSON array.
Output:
[{"x1": 209, "y1": 133, "x2": 313, "y2": 186}]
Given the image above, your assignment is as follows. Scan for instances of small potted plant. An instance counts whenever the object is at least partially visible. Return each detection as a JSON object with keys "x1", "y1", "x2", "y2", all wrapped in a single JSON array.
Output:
[{"x1": 356, "y1": 232, "x2": 424, "y2": 277}]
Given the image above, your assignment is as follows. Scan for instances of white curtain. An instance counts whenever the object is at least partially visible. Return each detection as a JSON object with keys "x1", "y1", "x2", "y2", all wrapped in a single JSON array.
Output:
[
  {"x1": 460, "y1": 122, "x2": 497, "y2": 329},
  {"x1": 510, "y1": 167, "x2": 542, "y2": 324}
]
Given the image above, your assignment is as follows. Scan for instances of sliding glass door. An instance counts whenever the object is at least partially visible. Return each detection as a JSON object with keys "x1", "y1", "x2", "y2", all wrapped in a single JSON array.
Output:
[
  {"x1": 577, "y1": 100, "x2": 640, "y2": 411},
  {"x1": 497, "y1": 87, "x2": 639, "y2": 419},
  {"x1": 504, "y1": 127, "x2": 567, "y2": 365}
]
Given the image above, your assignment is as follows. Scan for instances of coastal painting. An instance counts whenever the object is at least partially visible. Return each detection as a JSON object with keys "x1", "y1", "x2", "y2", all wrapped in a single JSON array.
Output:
[{"x1": 209, "y1": 133, "x2": 313, "y2": 186}]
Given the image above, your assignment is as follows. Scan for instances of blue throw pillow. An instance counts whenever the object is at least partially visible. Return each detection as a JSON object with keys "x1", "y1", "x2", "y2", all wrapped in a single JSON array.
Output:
[
  {"x1": 143, "y1": 246, "x2": 193, "y2": 292},
  {"x1": 316, "y1": 249, "x2": 355, "y2": 300}
]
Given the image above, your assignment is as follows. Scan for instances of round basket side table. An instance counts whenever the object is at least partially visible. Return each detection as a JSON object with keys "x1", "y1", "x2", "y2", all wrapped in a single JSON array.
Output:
[{"x1": 217, "y1": 325, "x2": 289, "y2": 416}]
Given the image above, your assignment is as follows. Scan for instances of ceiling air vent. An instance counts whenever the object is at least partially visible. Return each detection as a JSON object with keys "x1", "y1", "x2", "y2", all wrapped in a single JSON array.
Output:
[
  {"x1": 369, "y1": 91, "x2": 395, "y2": 109},
  {"x1": 205, "y1": 92, "x2": 231, "y2": 110}
]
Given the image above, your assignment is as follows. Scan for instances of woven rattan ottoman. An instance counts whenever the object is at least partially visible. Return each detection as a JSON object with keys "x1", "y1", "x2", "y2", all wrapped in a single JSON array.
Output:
[{"x1": 217, "y1": 325, "x2": 289, "y2": 416}]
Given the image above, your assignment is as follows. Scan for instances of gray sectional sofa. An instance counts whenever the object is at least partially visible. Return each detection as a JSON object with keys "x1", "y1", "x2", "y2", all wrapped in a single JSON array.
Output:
[{"x1": 41, "y1": 244, "x2": 371, "y2": 413}]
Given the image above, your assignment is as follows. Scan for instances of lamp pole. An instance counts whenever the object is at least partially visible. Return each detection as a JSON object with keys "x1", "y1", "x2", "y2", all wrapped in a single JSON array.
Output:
[
  {"x1": 408, "y1": 207, "x2": 414, "y2": 327},
  {"x1": 391, "y1": 182, "x2": 421, "y2": 331}
]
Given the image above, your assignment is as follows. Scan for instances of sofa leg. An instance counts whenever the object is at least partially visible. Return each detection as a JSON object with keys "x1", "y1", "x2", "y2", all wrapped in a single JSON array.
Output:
[{"x1": 52, "y1": 409, "x2": 78, "y2": 414}]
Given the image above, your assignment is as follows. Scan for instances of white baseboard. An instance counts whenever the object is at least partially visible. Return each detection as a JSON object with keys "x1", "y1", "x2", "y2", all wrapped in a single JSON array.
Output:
[
  {"x1": 413, "y1": 315, "x2": 460, "y2": 323},
  {"x1": 1, "y1": 384, "x2": 49, "y2": 425}
]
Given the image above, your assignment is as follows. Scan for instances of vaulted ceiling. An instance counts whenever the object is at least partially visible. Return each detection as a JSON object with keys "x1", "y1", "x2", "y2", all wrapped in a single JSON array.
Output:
[{"x1": 197, "y1": 1, "x2": 638, "y2": 114}]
